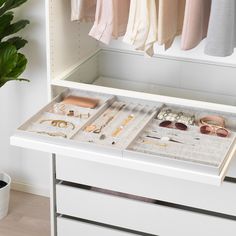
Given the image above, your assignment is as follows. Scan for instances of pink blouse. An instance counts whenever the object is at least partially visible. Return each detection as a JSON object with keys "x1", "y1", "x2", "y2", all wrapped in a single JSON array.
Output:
[
  {"x1": 89, "y1": 0, "x2": 130, "y2": 44},
  {"x1": 158, "y1": 0, "x2": 186, "y2": 49},
  {"x1": 181, "y1": 0, "x2": 211, "y2": 50},
  {"x1": 71, "y1": 0, "x2": 96, "y2": 22}
]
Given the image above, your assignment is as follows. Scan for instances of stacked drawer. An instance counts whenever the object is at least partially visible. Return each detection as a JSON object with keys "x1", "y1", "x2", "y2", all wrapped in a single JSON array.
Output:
[
  {"x1": 55, "y1": 154, "x2": 236, "y2": 236},
  {"x1": 57, "y1": 217, "x2": 138, "y2": 236}
]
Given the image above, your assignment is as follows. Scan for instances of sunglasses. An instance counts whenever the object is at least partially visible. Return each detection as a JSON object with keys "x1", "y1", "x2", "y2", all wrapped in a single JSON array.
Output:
[
  {"x1": 159, "y1": 120, "x2": 188, "y2": 131},
  {"x1": 200, "y1": 125, "x2": 229, "y2": 138}
]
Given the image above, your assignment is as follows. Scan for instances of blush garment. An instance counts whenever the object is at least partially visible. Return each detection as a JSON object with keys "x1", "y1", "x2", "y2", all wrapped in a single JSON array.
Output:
[
  {"x1": 123, "y1": 0, "x2": 158, "y2": 56},
  {"x1": 89, "y1": 0, "x2": 130, "y2": 44},
  {"x1": 205, "y1": 0, "x2": 236, "y2": 57},
  {"x1": 181, "y1": 0, "x2": 211, "y2": 50},
  {"x1": 158, "y1": 0, "x2": 185, "y2": 50},
  {"x1": 71, "y1": 0, "x2": 96, "y2": 22}
]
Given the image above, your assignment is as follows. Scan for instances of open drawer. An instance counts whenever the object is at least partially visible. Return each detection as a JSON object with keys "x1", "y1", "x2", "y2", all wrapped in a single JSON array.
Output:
[{"x1": 10, "y1": 88, "x2": 236, "y2": 185}]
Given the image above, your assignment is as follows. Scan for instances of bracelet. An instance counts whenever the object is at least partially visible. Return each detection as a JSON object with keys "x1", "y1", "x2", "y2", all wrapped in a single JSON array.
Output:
[
  {"x1": 40, "y1": 119, "x2": 75, "y2": 130},
  {"x1": 112, "y1": 114, "x2": 135, "y2": 137},
  {"x1": 34, "y1": 131, "x2": 67, "y2": 138},
  {"x1": 199, "y1": 116, "x2": 225, "y2": 127},
  {"x1": 157, "y1": 108, "x2": 195, "y2": 125}
]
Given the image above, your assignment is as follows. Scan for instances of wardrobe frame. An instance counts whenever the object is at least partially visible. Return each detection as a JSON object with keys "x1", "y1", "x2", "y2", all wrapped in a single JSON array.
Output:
[{"x1": 11, "y1": 1, "x2": 236, "y2": 235}]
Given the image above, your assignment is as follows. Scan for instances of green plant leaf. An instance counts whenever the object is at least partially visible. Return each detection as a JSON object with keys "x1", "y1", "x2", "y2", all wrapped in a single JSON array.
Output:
[
  {"x1": 7, "y1": 52, "x2": 27, "y2": 77},
  {"x1": 0, "y1": 0, "x2": 29, "y2": 88},
  {"x1": 0, "y1": 19, "x2": 29, "y2": 40},
  {"x1": 0, "y1": 0, "x2": 27, "y2": 16},
  {"x1": 0, "y1": 11, "x2": 13, "y2": 35},
  {"x1": 0, "y1": 43, "x2": 18, "y2": 77},
  {"x1": 0, "y1": 76, "x2": 29, "y2": 87},
  {"x1": 5, "y1": 0, "x2": 27, "y2": 10},
  {"x1": 0, "y1": 0, "x2": 7, "y2": 8},
  {"x1": 7, "y1": 36, "x2": 27, "y2": 49}
]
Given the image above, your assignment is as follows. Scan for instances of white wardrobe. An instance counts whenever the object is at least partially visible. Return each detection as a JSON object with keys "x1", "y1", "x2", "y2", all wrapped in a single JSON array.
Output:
[{"x1": 11, "y1": 1, "x2": 236, "y2": 236}]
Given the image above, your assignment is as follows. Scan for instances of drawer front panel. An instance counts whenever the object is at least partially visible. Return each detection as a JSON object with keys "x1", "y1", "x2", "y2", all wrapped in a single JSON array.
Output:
[
  {"x1": 57, "y1": 217, "x2": 138, "y2": 236},
  {"x1": 56, "y1": 155, "x2": 236, "y2": 216},
  {"x1": 56, "y1": 184, "x2": 236, "y2": 236}
]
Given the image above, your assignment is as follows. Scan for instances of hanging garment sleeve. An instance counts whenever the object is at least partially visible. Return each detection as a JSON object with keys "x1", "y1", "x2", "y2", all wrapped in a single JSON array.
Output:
[
  {"x1": 158, "y1": 0, "x2": 185, "y2": 50},
  {"x1": 89, "y1": 0, "x2": 130, "y2": 44},
  {"x1": 71, "y1": 0, "x2": 96, "y2": 22},
  {"x1": 123, "y1": 0, "x2": 158, "y2": 57}
]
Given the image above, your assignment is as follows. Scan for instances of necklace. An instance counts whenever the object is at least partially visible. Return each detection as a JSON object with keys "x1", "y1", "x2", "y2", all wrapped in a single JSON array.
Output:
[
  {"x1": 111, "y1": 104, "x2": 140, "y2": 137},
  {"x1": 84, "y1": 102, "x2": 126, "y2": 133},
  {"x1": 93, "y1": 103, "x2": 126, "y2": 134}
]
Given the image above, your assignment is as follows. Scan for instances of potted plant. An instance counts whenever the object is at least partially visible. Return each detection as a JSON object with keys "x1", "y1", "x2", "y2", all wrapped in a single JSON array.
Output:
[
  {"x1": 0, "y1": 0, "x2": 29, "y2": 220},
  {"x1": 0, "y1": 0, "x2": 29, "y2": 87},
  {"x1": 0, "y1": 173, "x2": 11, "y2": 220}
]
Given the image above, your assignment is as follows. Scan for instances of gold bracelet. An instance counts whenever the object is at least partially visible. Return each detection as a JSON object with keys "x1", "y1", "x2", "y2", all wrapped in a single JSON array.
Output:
[
  {"x1": 35, "y1": 131, "x2": 67, "y2": 138},
  {"x1": 112, "y1": 126, "x2": 124, "y2": 137},
  {"x1": 40, "y1": 119, "x2": 75, "y2": 130},
  {"x1": 112, "y1": 114, "x2": 135, "y2": 137}
]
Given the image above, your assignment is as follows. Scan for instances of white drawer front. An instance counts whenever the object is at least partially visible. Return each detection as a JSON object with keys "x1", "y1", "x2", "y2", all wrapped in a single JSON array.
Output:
[
  {"x1": 56, "y1": 155, "x2": 236, "y2": 216},
  {"x1": 57, "y1": 217, "x2": 139, "y2": 236},
  {"x1": 56, "y1": 184, "x2": 236, "y2": 236}
]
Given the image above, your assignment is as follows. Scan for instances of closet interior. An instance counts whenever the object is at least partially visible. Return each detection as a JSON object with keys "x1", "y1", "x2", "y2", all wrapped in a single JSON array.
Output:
[
  {"x1": 11, "y1": 1, "x2": 236, "y2": 236},
  {"x1": 11, "y1": 0, "x2": 236, "y2": 184},
  {"x1": 49, "y1": 2, "x2": 236, "y2": 106}
]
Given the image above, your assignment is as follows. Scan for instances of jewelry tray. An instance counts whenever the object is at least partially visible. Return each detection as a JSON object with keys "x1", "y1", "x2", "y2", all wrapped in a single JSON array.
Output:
[
  {"x1": 18, "y1": 88, "x2": 236, "y2": 177},
  {"x1": 20, "y1": 89, "x2": 114, "y2": 139},
  {"x1": 126, "y1": 119, "x2": 236, "y2": 175}
]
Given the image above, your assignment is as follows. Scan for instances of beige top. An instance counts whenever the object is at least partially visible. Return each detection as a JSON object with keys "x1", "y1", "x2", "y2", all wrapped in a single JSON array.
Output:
[
  {"x1": 89, "y1": 0, "x2": 130, "y2": 44},
  {"x1": 123, "y1": 0, "x2": 158, "y2": 56},
  {"x1": 158, "y1": 0, "x2": 185, "y2": 49},
  {"x1": 71, "y1": 0, "x2": 96, "y2": 22},
  {"x1": 123, "y1": 0, "x2": 186, "y2": 56}
]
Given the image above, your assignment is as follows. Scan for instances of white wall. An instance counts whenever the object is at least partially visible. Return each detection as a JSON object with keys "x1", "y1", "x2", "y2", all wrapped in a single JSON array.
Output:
[{"x1": 0, "y1": 0, "x2": 50, "y2": 196}]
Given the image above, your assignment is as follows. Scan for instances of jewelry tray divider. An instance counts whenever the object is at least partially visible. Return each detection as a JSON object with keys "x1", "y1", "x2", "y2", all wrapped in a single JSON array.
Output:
[
  {"x1": 72, "y1": 96, "x2": 162, "y2": 149},
  {"x1": 124, "y1": 104, "x2": 236, "y2": 175},
  {"x1": 18, "y1": 89, "x2": 116, "y2": 140}
]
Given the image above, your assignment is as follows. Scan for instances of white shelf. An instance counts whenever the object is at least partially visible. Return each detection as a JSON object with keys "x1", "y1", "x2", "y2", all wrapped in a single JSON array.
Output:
[
  {"x1": 105, "y1": 36, "x2": 236, "y2": 68},
  {"x1": 51, "y1": 76, "x2": 236, "y2": 114},
  {"x1": 93, "y1": 76, "x2": 236, "y2": 106}
]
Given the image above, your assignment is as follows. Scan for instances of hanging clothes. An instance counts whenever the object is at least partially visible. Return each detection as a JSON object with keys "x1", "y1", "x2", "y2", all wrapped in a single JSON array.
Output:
[
  {"x1": 123, "y1": 0, "x2": 158, "y2": 56},
  {"x1": 123, "y1": 0, "x2": 142, "y2": 46},
  {"x1": 158, "y1": 0, "x2": 185, "y2": 50},
  {"x1": 89, "y1": 0, "x2": 130, "y2": 44},
  {"x1": 71, "y1": 0, "x2": 96, "y2": 22},
  {"x1": 181, "y1": 0, "x2": 211, "y2": 50},
  {"x1": 205, "y1": 0, "x2": 236, "y2": 57}
]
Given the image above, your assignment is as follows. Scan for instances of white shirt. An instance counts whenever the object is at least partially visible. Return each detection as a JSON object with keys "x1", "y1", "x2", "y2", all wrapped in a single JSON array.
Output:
[{"x1": 123, "y1": 0, "x2": 158, "y2": 56}]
